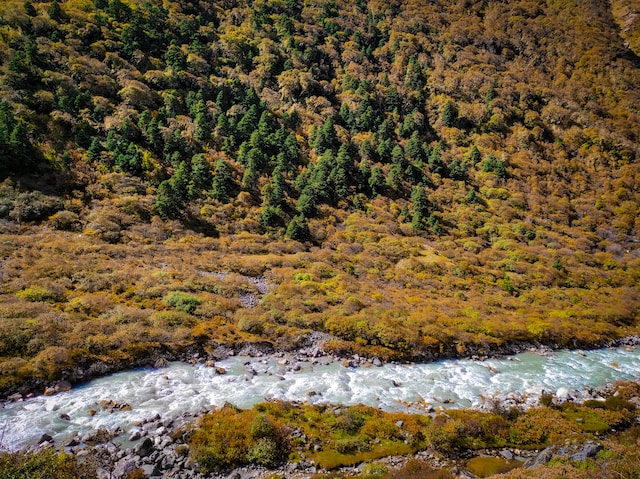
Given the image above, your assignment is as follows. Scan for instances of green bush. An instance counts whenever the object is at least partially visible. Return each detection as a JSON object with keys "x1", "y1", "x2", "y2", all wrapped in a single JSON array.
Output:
[{"x1": 163, "y1": 291, "x2": 201, "y2": 314}]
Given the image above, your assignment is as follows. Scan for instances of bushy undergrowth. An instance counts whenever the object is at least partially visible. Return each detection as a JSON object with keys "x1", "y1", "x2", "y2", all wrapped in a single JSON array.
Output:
[
  {"x1": 0, "y1": 448, "x2": 96, "y2": 479},
  {"x1": 189, "y1": 385, "x2": 637, "y2": 472}
]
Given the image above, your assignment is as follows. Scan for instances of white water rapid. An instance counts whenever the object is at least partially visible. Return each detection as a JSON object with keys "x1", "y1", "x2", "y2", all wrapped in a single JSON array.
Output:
[{"x1": 1, "y1": 346, "x2": 639, "y2": 451}]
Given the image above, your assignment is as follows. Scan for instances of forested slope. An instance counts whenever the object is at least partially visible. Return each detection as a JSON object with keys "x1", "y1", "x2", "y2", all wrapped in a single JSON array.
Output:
[{"x1": 0, "y1": 0, "x2": 639, "y2": 392}]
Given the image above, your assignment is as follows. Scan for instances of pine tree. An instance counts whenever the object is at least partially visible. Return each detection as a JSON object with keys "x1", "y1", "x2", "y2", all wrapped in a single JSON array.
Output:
[
  {"x1": 189, "y1": 154, "x2": 213, "y2": 199},
  {"x1": 441, "y1": 100, "x2": 457, "y2": 127},
  {"x1": 369, "y1": 166, "x2": 386, "y2": 196},
  {"x1": 23, "y1": 1, "x2": 36, "y2": 16},
  {"x1": 86, "y1": 138, "x2": 103, "y2": 162},
  {"x1": 313, "y1": 116, "x2": 338, "y2": 155},
  {"x1": 286, "y1": 214, "x2": 310, "y2": 242},
  {"x1": 155, "y1": 180, "x2": 181, "y2": 220},
  {"x1": 211, "y1": 159, "x2": 235, "y2": 203},
  {"x1": 410, "y1": 186, "x2": 429, "y2": 231}
]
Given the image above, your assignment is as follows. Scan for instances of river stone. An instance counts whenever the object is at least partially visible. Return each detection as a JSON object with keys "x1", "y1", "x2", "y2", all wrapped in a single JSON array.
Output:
[
  {"x1": 136, "y1": 437, "x2": 154, "y2": 458},
  {"x1": 55, "y1": 380, "x2": 72, "y2": 392},
  {"x1": 38, "y1": 433, "x2": 54, "y2": 444},
  {"x1": 113, "y1": 457, "x2": 137, "y2": 479},
  {"x1": 500, "y1": 449, "x2": 514, "y2": 460},
  {"x1": 128, "y1": 430, "x2": 142, "y2": 441},
  {"x1": 373, "y1": 358, "x2": 383, "y2": 367},
  {"x1": 141, "y1": 464, "x2": 158, "y2": 476},
  {"x1": 154, "y1": 357, "x2": 168, "y2": 368}
]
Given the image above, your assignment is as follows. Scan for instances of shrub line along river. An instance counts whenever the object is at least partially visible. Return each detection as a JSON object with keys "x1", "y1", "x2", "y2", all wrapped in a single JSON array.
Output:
[{"x1": 1, "y1": 345, "x2": 640, "y2": 451}]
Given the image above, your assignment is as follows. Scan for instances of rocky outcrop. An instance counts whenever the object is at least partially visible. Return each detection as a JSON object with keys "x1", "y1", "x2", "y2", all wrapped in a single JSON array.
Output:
[{"x1": 523, "y1": 442, "x2": 603, "y2": 468}]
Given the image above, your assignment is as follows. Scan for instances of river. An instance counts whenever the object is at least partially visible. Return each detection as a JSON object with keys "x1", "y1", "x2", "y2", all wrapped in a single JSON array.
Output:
[{"x1": 1, "y1": 346, "x2": 639, "y2": 451}]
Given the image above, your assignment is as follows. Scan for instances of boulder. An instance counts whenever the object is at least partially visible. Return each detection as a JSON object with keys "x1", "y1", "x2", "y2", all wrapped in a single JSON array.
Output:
[
  {"x1": 524, "y1": 446, "x2": 555, "y2": 468},
  {"x1": 38, "y1": 433, "x2": 54, "y2": 444},
  {"x1": 571, "y1": 442, "x2": 602, "y2": 462},
  {"x1": 154, "y1": 358, "x2": 168, "y2": 368},
  {"x1": 55, "y1": 380, "x2": 72, "y2": 392},
  {"x1": 112, "y1": 457, "x2": 137, "y2": 479},
  {"x1": 500, "y1": 449, "x2": 513, "y2": 460},
  {"x1": 136, "y1": 437, "x2": 155, "y2": 458}
]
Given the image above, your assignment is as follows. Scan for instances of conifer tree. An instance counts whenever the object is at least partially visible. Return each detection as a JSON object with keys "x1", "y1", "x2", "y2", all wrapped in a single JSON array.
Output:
[
  {"x1": 189, "y1": 154, "x2": 213, "y2": 199},
  {"x1": 286, "y1": 214, "x2": 310, "y2": 242},
  {"x1": 211, "y1": 159, "x2": 235, "y2": 203}
]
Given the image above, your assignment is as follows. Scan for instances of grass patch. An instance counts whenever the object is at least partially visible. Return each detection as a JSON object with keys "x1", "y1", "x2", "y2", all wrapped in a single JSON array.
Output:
[{"x1": 465, "y1": 457, "x2": 521, "y2": 477}]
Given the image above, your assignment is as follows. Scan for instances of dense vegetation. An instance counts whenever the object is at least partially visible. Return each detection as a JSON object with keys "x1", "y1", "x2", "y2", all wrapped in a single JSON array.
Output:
[
  {"x1": 188, "y1": 382, "x2": 640, "y2": 476},
  {"x1": 0, "y1": 0, "x2": 639, "y2": 393}
]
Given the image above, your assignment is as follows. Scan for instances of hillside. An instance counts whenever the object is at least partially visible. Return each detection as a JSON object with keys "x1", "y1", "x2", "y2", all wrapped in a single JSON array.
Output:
[{"x1": 0, "y1": 0, "x2": 639, "y2": 394}]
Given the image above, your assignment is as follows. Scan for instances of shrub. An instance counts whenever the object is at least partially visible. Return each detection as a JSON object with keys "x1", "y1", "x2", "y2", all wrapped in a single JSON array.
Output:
[
  {"x1": 163, "y1": 291, "x2": 201, "y2": 314},
  {"x1": 16, "y1": 286, "x2": 58, "y2": 302},
  {"x1": 0, "y1": 448, "x2": 95, "y2": 479}
]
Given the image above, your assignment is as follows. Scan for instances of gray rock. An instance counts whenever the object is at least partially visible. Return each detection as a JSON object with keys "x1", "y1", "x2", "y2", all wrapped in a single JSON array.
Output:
[
  {"x1": 113, "y1": 457, "x2": 137, "y2": 479},
  {"x1": 372, "y1": 358, "x2": 383, "y2": 367},
  {"x1": 136, "y1": 437, "x2": 154, "y2": 458},
  {"x1": 55, "y1": 380, "x2": 72, "y2": 392},
  {"x1": 500, "y1": 449, "x2": 513, "y2": 460},
  {"x1": 524, "y1": 446, "x2": 555, "y2": 468},
  {"x1": 7, "y1": 393, "x2": 22, "y2": 402},
  {"x1": 129, "y1": 430, "x2": 142, "y2": 441},
  {"x1": 154, "y1": 357, "x2": 168, "y2": 368},
  {"x1": 571, "y1": 443, "x2": 602, "y2": 462},
  {"x1": 38, "y1": 433, "x2": 54, "y2": 444},
  {"x1": 141, "y1": 464, "x2": 158, "y2": 476}
]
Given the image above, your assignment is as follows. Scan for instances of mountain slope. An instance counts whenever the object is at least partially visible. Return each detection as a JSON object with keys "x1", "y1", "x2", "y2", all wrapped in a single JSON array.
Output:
[{"x1": 0, "y1": 0, "x2": 639, "y2": 392}]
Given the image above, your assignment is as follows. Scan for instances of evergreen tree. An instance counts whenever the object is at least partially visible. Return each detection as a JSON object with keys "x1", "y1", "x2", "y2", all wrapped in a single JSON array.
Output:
[
  {"x1": 86, "y1": 138, "x2": 103, "y2": 162},
  {"x1": 195, "y1": 113, "x2": 211, "y2": 144},
  {"x1": 165, "y1": 42, "x2": 186, "y2": 70},
  {"x1": 405, "y1": 131, "x2": 423, "y2": 163},
  {"x1": 296, "y1": 190, "x2": 316, "y2": 217},
  {"x1": 482, "y1": 153, "x2": 506, "y2": 178},
  {"x1": 236, "y1": 105, "x2": 259, "y2": 140},
  {"x1": 468, "y1": 145, "x2": 481, "y2": 164},
  {"x1": 386, "y1": 162, "x2": 403, "y2": 192},
  {"x1": 23, "y1": 1, "x2": 36, "y2": 17},
  {"x1": 269, "y1": 167, "x2": 287, "y2": 207},
  {"x1": 313, "y1": 116, "x2": 338, "y2": 155},
  {"x1": 211, "y1": 159, "x2": 235, "y2": 203},
  {"x1": 410, "y1": 185, "x2": 429, "y2": 230},
  {"x1": 155, "y1": 180, "x2": 181, "y2": 219},
  {"x1": 428, "y1": 143, "x2": 445, "y2": 175},
  {"x1": 441, "y1": 100, "x2": 457, "y2": 127},
  {"x1": 48, "y1": 0, "x2": 63, "y2": 20},
  {"x1": 172, "y1": 160, "x2": 191, "y2": 204},
  {"x1": 242, "y1": 154, "x2": 260, "y2": 191},
  {"x1": 369, "y1": 166, "x2": 386, "y2": 196},
  {"x1": 286, "y1": 214, "x2": 310, "y2": 242},
  {"x1": 189, "y1": 154, "x2": 213, "y2": 199}
]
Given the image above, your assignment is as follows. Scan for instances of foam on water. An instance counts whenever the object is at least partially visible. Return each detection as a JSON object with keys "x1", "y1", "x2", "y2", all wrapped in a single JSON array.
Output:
[{"x1": 1, "y1": 346, "x2": 640, "y2": 451}]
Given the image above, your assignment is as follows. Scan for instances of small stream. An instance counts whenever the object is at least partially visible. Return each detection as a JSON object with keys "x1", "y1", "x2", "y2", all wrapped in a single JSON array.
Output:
[{"x1": 1, "y1": 346, "x2": 639, "y2": 451}]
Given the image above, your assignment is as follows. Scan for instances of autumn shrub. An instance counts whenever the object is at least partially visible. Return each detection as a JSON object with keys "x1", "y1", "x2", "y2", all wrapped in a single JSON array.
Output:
[
  {"x1": 15, "y1": 286, "x2": 59, "y2": 302},
  {"x1": 0, "y1": 448, "x2": 96, "y2": 479},
  {"x1": 189, "y1": 405, "x2": 290, "y2": 472}
]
